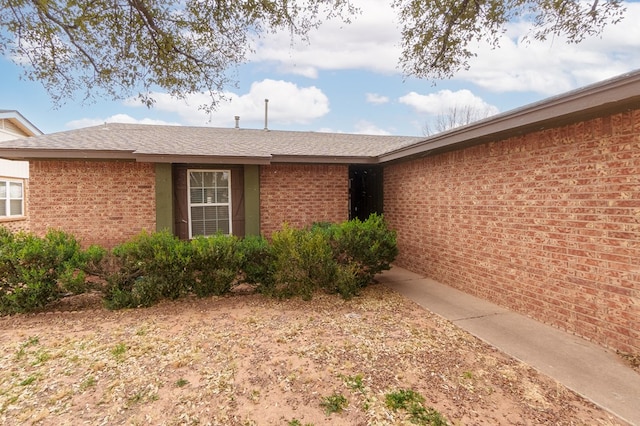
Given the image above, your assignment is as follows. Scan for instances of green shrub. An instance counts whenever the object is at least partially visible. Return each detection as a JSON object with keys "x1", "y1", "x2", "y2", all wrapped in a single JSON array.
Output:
[
  {"x1": 238, "y1": 235, "x2": 274, "y2": 288},
  {"x1": 190, "y1": 234, "x2": 242, "y2": 297},
  {"x1": 259, "y1": 215, "x2": 398, "y2": 300},
  {"x1": 331, "y1": 213, "x2": 398, "y2": 288},
  {"x1": 267, "y1": 225, "x2": 337, "y2": 300},
  {"x1": 329, "y1": 261, "x2": 362, "y2": 300},
  {"x1": 0, "y1": 228, "x2": 105, "y2": 314},
  {"x1": 104, "y1": 231, "x2": 193, "y2": 309}
]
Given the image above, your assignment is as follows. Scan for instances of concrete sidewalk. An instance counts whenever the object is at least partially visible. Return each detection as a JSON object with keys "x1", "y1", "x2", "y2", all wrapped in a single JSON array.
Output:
[{"x1": 378, "y1": 267, "x2": 640, "y2": 426}]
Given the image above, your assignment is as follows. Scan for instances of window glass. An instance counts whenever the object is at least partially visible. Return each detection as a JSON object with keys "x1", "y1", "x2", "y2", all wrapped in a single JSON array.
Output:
[
  {"x1": 10, "y1": 200, "x2": 22, "y2": 216},
  {"x1": 190, "y1": 188, "x2": 203, "y2": 204},
  {"x1": 10, "y1": 182, "x2": 22, "y2": 198},
  {"x1": 188, "y1": 170, "x2": 232, "y2": 237},
  {"x1": 0, "y1": 180, "x2": 23, "y2": 217}
]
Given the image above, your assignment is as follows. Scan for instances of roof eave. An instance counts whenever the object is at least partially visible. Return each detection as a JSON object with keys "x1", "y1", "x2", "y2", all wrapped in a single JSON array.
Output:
[
  {"x1": 133, "y1": 154, "x2": 272, "y2": 165},
  {"x1": 0, "y1": 149, "x2": 135, "y2": 161},
  {"x1": 379, "y1": 69, "x2": 640, "y2": 164},
  {"x1": 0, "y1": 111, "x2": 44, "y2": 137},
  {"x1": 270, "y1": 155, "x2": 378, "y2": 164}
]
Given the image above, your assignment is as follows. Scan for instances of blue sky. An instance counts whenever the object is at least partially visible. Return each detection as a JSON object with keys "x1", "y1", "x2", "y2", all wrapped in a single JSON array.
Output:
[{"x1": 2, "y1": 0, "x2": 640, "y2": 136}]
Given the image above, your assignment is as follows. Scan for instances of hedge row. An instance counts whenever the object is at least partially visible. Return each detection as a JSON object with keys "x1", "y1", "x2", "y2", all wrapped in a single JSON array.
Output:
[
  {"x1": 0, "y1": 227, "x2": 105, "y2": 314},
  {"x1": 0, "y1": 214, "x2": 398, "y2": 313}
]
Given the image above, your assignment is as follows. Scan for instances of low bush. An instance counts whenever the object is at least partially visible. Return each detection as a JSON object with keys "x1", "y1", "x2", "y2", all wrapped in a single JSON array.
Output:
[
  {"x1": 330, "y1": 213, "x2": 398, "y2": 288},
  {"x1": 105, "y1": 231, "x2": 249, "y2": 308},
  {"x1": 104, "y1": 231, "x2": 193, "y2": 309},
  {"x1": 266, "y1": 225, "x2": 337, "y2": 300},
  {"x1": 2, "y1": 213, "x2": 399, "y2": 311},
  {"x1": 0, "y1": 228, "x2": 106, "y2": 314},
  {"x1": 264, "y1": 214, "x2": 397, "y2": 300},
  {"x1": 238, "y1": 235, "x2": 274, "y2": 288},
  {"x1": 190, "y1": 235, "x2": 242, "y2": 297}
]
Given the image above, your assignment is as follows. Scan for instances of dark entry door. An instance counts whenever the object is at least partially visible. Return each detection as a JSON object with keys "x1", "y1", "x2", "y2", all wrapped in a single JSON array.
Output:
[{"x1": 349, "y1": 165, "x2": 383, "y2": 221}]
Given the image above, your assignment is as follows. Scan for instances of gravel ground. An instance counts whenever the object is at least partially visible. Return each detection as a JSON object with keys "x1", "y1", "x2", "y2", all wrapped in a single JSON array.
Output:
[{"x1": 0, "y1": 284, "x2": 627, "y2": 425}]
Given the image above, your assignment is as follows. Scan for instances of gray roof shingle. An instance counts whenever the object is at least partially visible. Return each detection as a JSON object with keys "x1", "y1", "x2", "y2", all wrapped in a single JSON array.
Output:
[{"x1": 0, "y1": 123, "x2": 424, "y2": 163}]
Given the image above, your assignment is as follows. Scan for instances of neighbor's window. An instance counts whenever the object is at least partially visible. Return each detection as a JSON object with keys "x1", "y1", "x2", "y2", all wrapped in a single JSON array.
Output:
[
  {"x1": 0, "y1": 179, "x2": 24, "y2": 218},
  {"x1": 188, "y1": 170, "x2": 232, "y2": 238}
]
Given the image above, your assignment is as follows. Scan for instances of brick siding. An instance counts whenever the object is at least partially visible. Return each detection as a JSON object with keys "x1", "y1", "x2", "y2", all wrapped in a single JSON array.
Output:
[
  {"x1": 384, "y1": 109, "x2": 640, "y2": 355},
  {"x1": 260, "y1": 164, "x2": 349, "y2": 236},
  {"x1": 27, "y1": 160, "x2": 156, "y2": 248}
]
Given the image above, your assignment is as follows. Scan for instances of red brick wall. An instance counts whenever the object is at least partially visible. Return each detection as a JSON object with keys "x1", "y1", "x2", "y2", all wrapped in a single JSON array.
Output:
[
  {"x1": 0, "y1": 219, "x2": 28, "y2": 233},
  {"x1": 384, "y1": 109, "x2": 640, "y2": 355},
  {"x1": 260, "y1": 164, "x2": 348, "y2": 236},
  {"x1": 27, "y1": 160, "x2": 156, "y2": 248}
]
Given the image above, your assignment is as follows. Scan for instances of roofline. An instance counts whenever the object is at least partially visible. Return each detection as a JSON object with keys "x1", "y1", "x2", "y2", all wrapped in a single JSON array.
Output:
[
  {"x1": 0, "y1": 149, "x2": 136, "y2": 161},
  {"x1": 0, "y1": 150, "x2": 382, "y2": 165},
  {"x1": 378, "y1": 69, "x2": 640, "y2": 164},
  {"x1": 270, "y1": 155, "x2": 379, "y2": 164},
  {"x1": 133, "y1": 154, "x2": 272, "y2": 165},
  {"x1": 0, "y1": 110, "x2": 43, "y2": 137}
]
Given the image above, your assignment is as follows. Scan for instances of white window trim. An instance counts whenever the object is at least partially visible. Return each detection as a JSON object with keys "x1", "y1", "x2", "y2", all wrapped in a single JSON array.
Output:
[
  {"x1": 0, "y1": 177, "x2": 24, "y2": 218},
  {"x1": 187, "y1": 169, "x2": 233, "y2": 238}
]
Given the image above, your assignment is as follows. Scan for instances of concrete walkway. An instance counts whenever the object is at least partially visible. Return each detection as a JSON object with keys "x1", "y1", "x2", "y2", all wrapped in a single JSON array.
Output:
[{"x1": 378, "y1": 267, "x2": 640, "y2": 426}]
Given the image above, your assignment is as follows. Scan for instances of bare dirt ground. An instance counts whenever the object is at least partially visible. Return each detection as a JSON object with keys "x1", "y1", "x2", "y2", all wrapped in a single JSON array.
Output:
[{"x1": 0, "y1": 284, "x2": 627, "y2": 426}]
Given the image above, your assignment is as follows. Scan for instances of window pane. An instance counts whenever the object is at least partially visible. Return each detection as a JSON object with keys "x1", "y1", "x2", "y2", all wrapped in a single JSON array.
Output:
[
  {"x1": 191, "y1": 219, "x2": 205, "y2": 237},
  {"x1": 216, "y1": 188, "x2": 229, "y2": 203},
  {"x1": 216, "y1": 205, "x2": 230, "y2": 220},
  {"x1": 10, "y1": 200, "x2": 22, "y2": 216},
  {"x1": 191, "y1": 206, "x2": 204, "y2": 221},
  {"x1": 0, "y1": 200, "x2": 5, "y2": 216},
  {"x1": 190, "y1": 171, "x2": 203, "y2": 187},
  {"x1": 190, "y1": 188, "x2": 203, "y2": 204},
  {"x1": 203, "y1": 172, "x2": 215, "y2": 187},
  {"x1": 0, "y1": 182, "x2": 5, "y2": 198},
  {"x1": 204, "y1": 188, "x2": 216, "y2": 203},
  {"x1": 217, "y1": 219, "x2": 230, "y2": 235},
  {"x1": 217, "y1": 172, "x2": 229, "y2": 186},
  {"x1": 9, "y1": 182, "x2": 22, "y2": 198},
  {"x1": 203, "y1": 206, "x2": 217, "y2": 222}
]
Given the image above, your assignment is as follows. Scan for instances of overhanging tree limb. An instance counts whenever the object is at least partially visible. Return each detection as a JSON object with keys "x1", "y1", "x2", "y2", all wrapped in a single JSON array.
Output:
[{"x1": 0, "y1": 0, "x2": 627, "y2": 110}]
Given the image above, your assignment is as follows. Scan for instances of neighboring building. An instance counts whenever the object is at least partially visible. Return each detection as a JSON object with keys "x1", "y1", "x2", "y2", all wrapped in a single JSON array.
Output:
[
  {"x1": 0, "y1": 110, "x2": 42, "y2": 232},
  {"x1": 0, "y1": 71, "x2": 638, "y2": 356}
]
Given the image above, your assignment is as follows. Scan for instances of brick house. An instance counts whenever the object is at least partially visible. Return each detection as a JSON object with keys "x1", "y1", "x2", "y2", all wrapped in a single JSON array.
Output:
[{"x1": 0, "y1": 71, "x2": 638, "y2": 355}]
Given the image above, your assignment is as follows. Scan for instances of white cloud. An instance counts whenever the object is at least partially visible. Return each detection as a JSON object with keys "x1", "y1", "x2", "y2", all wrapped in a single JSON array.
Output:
[
  {"x1": 65, "y1": 114, "x2": 180, "y2": 129},
  {"x1": 249, "y1": 0, "x2": 401, "y2": 76},
  {"x1": 399, "y1": 89, "x2": 499, "y2": 116},
  {"x1": 366, "y1": 93, "x2": 390, "y2": 105},
  {"x1": 353, "y1": 120, "x2": 391, "y2": 135},
  {"x1": 317, "y1": 120, "x2": 392, "y2": 135},
  {"x1": 247, "y1": 0, "x2": 640, "y2": 97},
  {"x1": 122, "y1": 79, "x2": 330, "y2": 129},
  {"x1": 456, "y1": 2, "x2": 640, "y2": 94}
]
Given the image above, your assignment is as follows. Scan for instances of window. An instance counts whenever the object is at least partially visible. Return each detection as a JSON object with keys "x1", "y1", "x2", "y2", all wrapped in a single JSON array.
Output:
[
  {"x1": 0, "y1": 179, "x2": 24, "y2": 218},
  {"x1": 188, "y1": 170, "x2": 232, "y2": 238}
]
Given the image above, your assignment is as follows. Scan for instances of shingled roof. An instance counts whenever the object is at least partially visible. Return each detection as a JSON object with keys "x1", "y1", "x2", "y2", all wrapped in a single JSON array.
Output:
[{"x1": 0, "y1": 123, "x2": 424, "y2": 164}]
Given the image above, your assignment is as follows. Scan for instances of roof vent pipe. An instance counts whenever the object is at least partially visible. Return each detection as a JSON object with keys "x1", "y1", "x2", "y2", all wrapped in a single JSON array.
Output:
[
  {"x1": 234, "y1": 115, "x2": 240, "y2": 129},
  {"x1": 264, "y1": 99, "x2": 269, "y2": 131}
]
